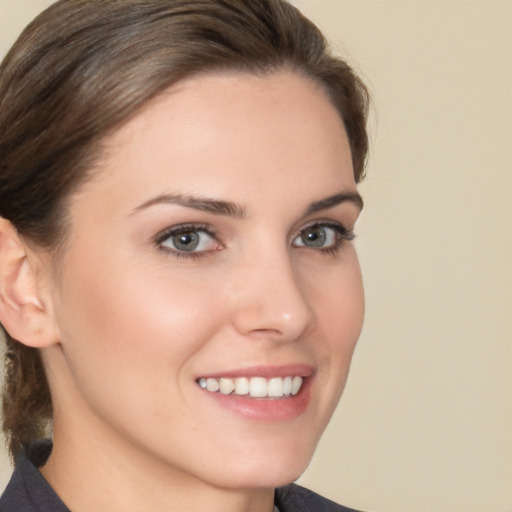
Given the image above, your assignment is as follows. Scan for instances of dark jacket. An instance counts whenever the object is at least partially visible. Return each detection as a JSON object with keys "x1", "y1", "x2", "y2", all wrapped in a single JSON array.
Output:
[{"x1": 0, "y1": 441, "x2": 360, "y2": 512}]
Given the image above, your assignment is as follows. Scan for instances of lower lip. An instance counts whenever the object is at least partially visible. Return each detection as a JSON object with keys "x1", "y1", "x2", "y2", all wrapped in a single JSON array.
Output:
[{"x1": 199, "y1": 377, "x2": 313, "y2": 422}]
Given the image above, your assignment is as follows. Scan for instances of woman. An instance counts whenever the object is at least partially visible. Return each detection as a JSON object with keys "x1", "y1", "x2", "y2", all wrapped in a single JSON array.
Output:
[{"x1": 0, "y1": 1, "x2": 369, "y2": 511}]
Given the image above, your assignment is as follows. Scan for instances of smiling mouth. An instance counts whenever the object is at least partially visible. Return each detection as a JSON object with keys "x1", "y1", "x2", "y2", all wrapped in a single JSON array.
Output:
[{"x1": 197, "y1": 376, "x2": 304, "y2": 399}]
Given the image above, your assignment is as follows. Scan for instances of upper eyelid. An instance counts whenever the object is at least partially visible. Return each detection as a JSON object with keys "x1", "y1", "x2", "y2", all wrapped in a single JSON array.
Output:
[
  {"x1": 154, "y1": 223, "x2": 217, "y2": 244},
  {"x1": 299, "y1": 219, "x2": 345, "y2": 228},
  {"x1": 295, "y1": 219, "x2": 350, "y2": 235}
]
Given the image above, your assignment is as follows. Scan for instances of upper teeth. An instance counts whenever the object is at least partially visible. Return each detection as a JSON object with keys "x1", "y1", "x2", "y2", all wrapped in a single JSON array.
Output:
[{"x1": 198, "y1": 376, "x2": 303, "y2": 398}]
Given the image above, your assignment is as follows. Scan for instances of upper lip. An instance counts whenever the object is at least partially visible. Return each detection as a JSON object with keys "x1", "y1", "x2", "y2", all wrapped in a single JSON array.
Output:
[{"x1": 197, "y1": 364, "x2": 315, "y2": 380}]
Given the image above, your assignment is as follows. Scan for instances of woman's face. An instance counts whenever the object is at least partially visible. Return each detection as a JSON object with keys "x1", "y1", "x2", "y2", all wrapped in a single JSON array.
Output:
[{"x1": 44, "y1": 71, "x2": 364, "y2": 489}]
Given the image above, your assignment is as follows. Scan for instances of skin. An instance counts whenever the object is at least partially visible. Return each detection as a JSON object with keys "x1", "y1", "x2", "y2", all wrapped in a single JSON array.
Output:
[{"x1": 29, "y1": 71, "x2": 365, "y2": 512}]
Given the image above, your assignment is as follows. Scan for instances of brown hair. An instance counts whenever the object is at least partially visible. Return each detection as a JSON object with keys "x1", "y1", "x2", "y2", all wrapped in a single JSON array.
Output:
[{"x1": 0, "y1": 0, "x2": 370, "y2": 459}]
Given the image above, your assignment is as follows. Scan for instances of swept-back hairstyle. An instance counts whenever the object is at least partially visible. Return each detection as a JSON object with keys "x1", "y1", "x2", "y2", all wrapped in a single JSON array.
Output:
[{"x1": 0, "y1": 0, "x2": 369, "y2": 459}]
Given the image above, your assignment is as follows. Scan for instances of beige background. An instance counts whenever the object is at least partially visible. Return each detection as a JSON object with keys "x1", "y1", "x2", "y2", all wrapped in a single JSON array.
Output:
[{"x1": 1, "y1": 1, "x2": 511, "y2": 511}]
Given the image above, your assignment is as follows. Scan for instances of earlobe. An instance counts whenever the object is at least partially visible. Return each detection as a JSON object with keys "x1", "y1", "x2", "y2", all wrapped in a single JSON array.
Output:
[{"x1": 0, "y1": 218, "x2": 59, "y2": 348}]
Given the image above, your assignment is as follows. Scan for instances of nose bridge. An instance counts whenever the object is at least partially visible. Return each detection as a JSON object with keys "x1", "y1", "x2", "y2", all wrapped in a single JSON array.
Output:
[{"x1": 230, "y1": 243, "x2": 316, "y2": 340}]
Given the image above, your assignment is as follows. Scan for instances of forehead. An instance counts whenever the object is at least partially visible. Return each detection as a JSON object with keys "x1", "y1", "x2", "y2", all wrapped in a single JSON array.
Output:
[{"x1": 73, "y1": 71, "x2": 355, "y2": 216}]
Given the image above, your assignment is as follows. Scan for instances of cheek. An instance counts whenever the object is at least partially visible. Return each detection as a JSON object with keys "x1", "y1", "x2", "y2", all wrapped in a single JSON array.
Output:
[
  {"x1": 52, "y1": 259, "x2": 225, "y2": 415},
  {"x1": 63, "y1": 257, "x2": 221, "y2": 344},
  {"x1": 312, "y1": 250, "x2": 364, "y2": 345},
  {"x1": 309, "y1": 251, "x2": 364, "y2": 397}
]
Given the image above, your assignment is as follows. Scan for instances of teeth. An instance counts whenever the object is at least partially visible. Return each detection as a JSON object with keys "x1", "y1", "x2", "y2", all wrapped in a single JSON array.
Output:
[
  {"x1": 235, "y1": 377, "x2": 249, "y2": 395},
  {"x1": 291, "y1": 376, "x2": 303, "y2": 395},
  {"x1": 206, "y1": 378, "x2": 220, "y2": 392},
  {"x1": 219, "y1": 378, "x2": 235, "y2": 395},
  {"x1": 283, "y1": 376, "x2": 292, "y2": 395},
  {"x1": 268, "y1": 377, "x2": 283, "y2": 397},
  {"x1": 249, "y1": 377, "x2": 267, "y2": 398},
  {"x1": 198, "y1": 376, "x2": 304, "y2": 398}
]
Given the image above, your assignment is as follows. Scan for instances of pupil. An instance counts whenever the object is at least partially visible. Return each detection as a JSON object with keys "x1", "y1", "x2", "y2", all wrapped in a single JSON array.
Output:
[
  {"x1": 303, "y1": 227, "x2": 326, "y2": 247},
  {"x1": 174, "y1": 232, "x2": 199, "y2": 251}
]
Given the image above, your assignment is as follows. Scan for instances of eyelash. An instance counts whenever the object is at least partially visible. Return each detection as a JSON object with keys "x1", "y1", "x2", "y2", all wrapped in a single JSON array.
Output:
[
  {"x1": 154, "y1": 223, "x2": 220, "y2": 260},
  {"x1": 153, "y1": 221, "x2": 355, "y2": 259},
  {"x1": 295, "y1": 221, "x2": 355, "y2": 256}
]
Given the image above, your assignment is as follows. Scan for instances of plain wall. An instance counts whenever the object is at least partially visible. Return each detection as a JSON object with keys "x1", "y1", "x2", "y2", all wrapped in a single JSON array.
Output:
[{"x1": 1, "y1": 1, "x2": 511, "y2": 511}]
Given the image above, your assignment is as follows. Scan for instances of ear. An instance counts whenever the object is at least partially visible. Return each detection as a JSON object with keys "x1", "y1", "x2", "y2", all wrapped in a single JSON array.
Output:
[{"x1": 0, "y1": 218, "x2": 60, "y2": 348}]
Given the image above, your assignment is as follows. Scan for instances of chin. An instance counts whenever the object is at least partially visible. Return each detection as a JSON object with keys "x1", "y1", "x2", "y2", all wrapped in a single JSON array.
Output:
[{"x1": 201, "y1": 438, "x2": 318, "y2": 491}]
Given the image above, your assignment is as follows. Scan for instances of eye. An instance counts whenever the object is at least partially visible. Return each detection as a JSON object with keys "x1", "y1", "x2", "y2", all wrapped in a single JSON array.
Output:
[
  {"x1": 292, "y1": 222, "x2": 354, "y2": 251},
  {"x1": 155, "y1": 224, "x2": 220, "y2": 256}
]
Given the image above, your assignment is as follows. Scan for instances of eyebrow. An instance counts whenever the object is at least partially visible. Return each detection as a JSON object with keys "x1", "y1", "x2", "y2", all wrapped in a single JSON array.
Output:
[
  {"x1": 305, "y1": 191, "x2": 364, "y2": 215},
  {"x1": 132, "y1": 193, "x2": 246, "y2": 218},
  {"x1": 132, "y1": 190, "x2": 363, "y2": 218}
]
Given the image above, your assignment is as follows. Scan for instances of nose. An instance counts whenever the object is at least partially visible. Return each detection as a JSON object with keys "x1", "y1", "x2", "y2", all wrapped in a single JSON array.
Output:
[{"x1": 229, "y1": 249, "x2": 316, "y2": 341}]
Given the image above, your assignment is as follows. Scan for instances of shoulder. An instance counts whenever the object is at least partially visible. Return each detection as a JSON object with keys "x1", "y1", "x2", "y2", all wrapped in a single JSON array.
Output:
[
  {"x1": 275, "y1": 483, "x2": 363, "y2": 512},
  {"x1": 0, "y1": 441, "x2": 69, "y2": 512}
]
